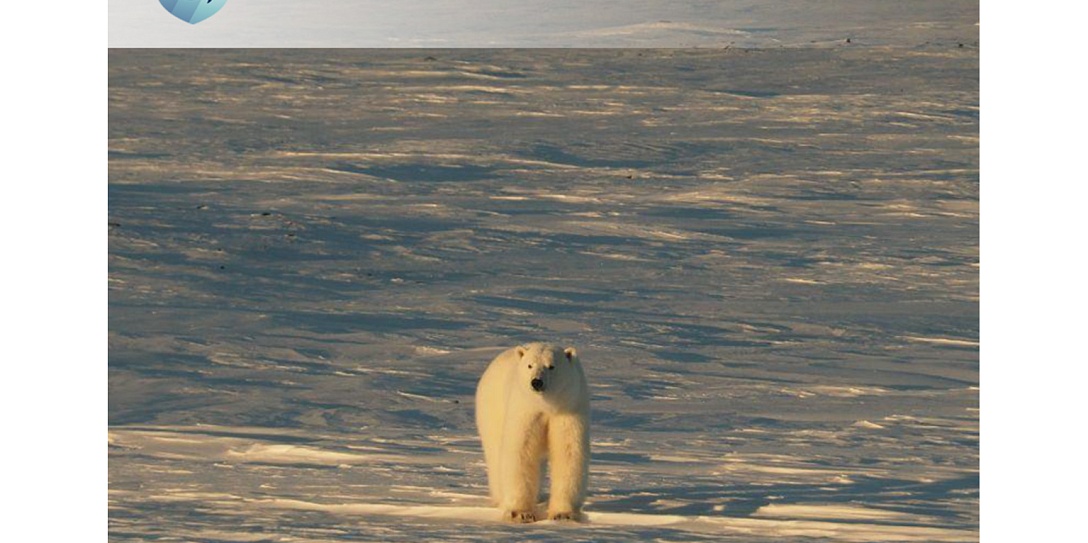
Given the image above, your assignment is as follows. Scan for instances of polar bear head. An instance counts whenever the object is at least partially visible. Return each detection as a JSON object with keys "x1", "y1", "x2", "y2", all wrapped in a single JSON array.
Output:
[{"x1": 515, "y1": 343, "x2": 585, "y2": 403}]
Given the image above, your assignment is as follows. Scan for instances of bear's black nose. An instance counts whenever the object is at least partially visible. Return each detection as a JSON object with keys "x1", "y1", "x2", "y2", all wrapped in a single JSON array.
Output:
[{"x1": 531, "y1": 378, "x2": 544, "y2": 391}]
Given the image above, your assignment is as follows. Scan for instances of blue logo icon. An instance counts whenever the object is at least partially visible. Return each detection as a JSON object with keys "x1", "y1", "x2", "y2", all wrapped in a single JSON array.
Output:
[{"x1": 159, "y1": 0, "x2": 227, "y2": 24}]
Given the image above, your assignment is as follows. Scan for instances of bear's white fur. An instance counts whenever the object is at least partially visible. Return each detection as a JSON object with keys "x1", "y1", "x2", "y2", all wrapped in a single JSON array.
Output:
[{"x1": 475, "y1": 342, "x2": 589, "y2": 523}]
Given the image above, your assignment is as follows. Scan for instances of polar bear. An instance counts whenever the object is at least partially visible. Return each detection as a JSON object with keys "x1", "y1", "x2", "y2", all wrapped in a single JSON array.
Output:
[{"x1": 475, "y1": 342, "x2": 589, "y2": 523}]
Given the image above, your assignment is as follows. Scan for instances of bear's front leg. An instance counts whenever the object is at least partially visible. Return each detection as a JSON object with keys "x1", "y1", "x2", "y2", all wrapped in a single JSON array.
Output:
[
  {"x1": 546, "y1": 414, "x2": 589, "y2": 521},
  {"x1": 499, "y1": 414, "x2": 546, "y2": 522}
]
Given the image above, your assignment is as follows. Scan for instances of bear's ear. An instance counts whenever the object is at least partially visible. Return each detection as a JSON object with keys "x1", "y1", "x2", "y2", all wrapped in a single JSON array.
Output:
[
  {"x1": 564, "y1": 347, "x2": 577, "y2": 363},
  {"x1": 516, "y1": 346, "x2": 527, "y2": 358}
]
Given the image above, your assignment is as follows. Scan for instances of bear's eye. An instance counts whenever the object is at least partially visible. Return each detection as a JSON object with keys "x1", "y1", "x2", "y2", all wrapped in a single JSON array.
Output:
[{"x1": 527, "y1": 364, "x2": 533, "y2": 369}]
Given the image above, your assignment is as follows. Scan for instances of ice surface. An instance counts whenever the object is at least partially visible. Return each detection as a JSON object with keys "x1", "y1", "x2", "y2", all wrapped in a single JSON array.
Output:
[{"x1": 109, "y1": 44, "x2": 978, "y2": 541}]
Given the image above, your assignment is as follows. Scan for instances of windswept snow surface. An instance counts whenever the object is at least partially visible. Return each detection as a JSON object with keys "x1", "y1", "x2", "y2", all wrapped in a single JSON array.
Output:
[{"x1": 109, "y1": 46, "x2": 978, "y2": 542}]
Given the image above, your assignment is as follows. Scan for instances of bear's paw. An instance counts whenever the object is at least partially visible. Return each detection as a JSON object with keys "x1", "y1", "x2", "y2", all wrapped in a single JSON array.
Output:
[
  {"x1": 505, "y1": 509, "x2": 537, "y2": 523},
  {"x1": 548, "y1": 511, "x2": 580, "y2": 522}
]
